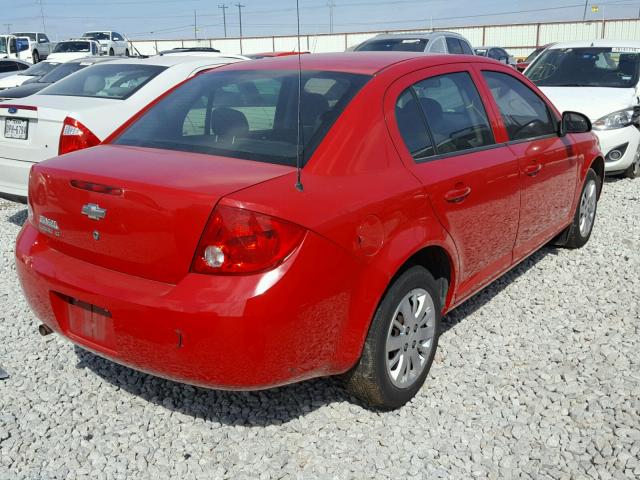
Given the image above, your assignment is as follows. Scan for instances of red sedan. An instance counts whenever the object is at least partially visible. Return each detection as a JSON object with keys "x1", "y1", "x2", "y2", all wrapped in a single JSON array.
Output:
[{"x1": 16, "y1": 53, "x2": 603, "y2": 409}]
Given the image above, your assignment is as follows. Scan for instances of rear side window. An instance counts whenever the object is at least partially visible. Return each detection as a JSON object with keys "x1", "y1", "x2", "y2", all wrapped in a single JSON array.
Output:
[
  {"x1": 482, "y1": 71, "x2": 557, "y2": 141},
  {"x1": 114, "y1": 70, "x2": 370, "y2": 166},
  {"x1": 395, "y1": 72, "x2": 494, "y2": 159},
  {"x1": 446, "y1": 37, "x2": 463, "y2": 54},
  {"x1": 43, "y1": 64, "x2": 166, "y2": 100}
]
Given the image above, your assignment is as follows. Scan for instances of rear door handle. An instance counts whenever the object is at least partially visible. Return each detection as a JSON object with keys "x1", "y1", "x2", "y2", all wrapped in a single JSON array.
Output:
[
  {"x1": 524, "y1": 163, "x2": 543, "y2": 176},
  {"x1": 444, "y1": 186, "x2": 472, "y2": 203}
]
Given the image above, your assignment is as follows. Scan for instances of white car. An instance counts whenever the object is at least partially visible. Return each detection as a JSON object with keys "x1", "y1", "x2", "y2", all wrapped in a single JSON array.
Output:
[
  {"x1": 525, "y1": 40, "x2": 640, "y2": 178},
  {"x1": 0, "y1": 35, "x2": 31, "y2": 61},
  {"x1": 47, "y1": 39, "x2": 100, "y2": 62},
  {"x1": 0, "y1": 55, "x2": 245, "y2": 199},
  {"x1": 11, "y1": 32, "x2": 53, "y2": 63},
  {"x1": 82, "y1": 31, "x2": 129, "y2": 57},
  {"x1": 0, "y1": 61, "x2": 60, "y2": 90}
]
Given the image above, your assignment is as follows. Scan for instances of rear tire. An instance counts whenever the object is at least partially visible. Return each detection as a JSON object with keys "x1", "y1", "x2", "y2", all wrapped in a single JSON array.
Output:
[
  {"x1": 109, "y1": 48, "x2": 114, "y2": 56},
  {"x1": 32, "y1": 50, "x2": 40, "y2": 63},
  {"x1": 623, "y1": 146, "x2": 640, "y2": 179},
  {"x1": 343, "y1": 266, "x2": 441, "y2": 409},
  {"x1": 557, "y1": 168, "x2": 599, "y2": 249},
  {"x1": 125, "y1": 49, "x2": 130, "y2": 57}
]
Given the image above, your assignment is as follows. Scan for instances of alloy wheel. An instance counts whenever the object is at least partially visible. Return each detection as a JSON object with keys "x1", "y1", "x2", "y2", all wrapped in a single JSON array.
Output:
[
  {"x1": 579, "y1": 179, "x2": 597, "y2": 237},
  {"x1": 385, "y1": 288, "x2": 436, "y2": 389}
]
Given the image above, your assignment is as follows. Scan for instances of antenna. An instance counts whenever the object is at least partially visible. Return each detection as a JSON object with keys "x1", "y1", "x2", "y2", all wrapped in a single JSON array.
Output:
[{"x1": 294, "y1": 0, "x2": 304, "y2": 192}]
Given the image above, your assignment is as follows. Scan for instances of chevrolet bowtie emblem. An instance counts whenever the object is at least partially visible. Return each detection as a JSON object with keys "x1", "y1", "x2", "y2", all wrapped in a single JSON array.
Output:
[{"x1": 81, "y1": 203, "x2": 107, "y2": 220}]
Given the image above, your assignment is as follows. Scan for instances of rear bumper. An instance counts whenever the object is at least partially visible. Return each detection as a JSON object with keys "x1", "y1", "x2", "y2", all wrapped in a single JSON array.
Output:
[
  {"x1": 0, "y1": 156, "x2": 32, "y2": 198},
  {"x1": 15, "y1": 222, "x2": 361, "y2": 389}
]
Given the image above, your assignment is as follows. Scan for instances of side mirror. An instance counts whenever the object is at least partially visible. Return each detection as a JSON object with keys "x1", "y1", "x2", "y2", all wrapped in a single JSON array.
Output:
[{"x1": 559, "y1": 111, "x2": 591, "y2": 136}]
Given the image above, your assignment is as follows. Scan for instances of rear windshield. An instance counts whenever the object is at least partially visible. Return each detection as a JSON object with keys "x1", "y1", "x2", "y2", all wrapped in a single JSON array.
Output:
[
  {"x1": 526, "y1": 47, "x2": 640, "y2": 88},
  {"x1": 20, "y1": 61, "x2": 59, "y2": 77},
  {"x1": 114, "y1": 69, "x2": 370, "y2": 166},
  {"x1": 53, "y1": 41, "x2": 91, "y2": 53},
  {"x1": 84, "y1": 32, "x2": 110, "y2": 40},
  {"x1": 356, "y1": 38, "x2": 427, "y2": 52},
  {"x1": 38, "y1": 62, "x2": 85, "y2": 83},
  {"x1": 42, "y1": 64, "x2": 166, "y2": 99}
]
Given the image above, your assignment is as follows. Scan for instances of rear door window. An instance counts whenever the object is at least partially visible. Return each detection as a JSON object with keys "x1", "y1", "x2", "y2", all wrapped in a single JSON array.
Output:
[
  {"x1": 115, "y1": 70, "x2": 370, "y2": 166},
  {"x1": 395, "y1": 71, "x2": 494, "y2": 158},
  {"x1": 482, "y1": 70, "x2": 557, "y2": 141},
  {"x1": 395, "y1": 89, "x2": 435, "y2": 161}
]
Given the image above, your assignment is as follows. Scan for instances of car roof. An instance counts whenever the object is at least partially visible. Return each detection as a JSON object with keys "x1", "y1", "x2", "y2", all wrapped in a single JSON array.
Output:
[
  {"x1": 549, "y1": 40, "x2": 640, "y2": 49},
  {"x1": 104, "y1": 55, "x2": 246, "y2": 68},
  {"x1": 365, "y1": 31, "x2": 467, "y2": 41},
  {"x1": 214, "y1": 51, "x2": 496, "y2": 75}
]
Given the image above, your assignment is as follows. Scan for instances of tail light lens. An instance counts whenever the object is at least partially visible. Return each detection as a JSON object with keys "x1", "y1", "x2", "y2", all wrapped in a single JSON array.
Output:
[
  {"x1": 191, "y1": 205, "x2": 306, "y2": 275},
  {"x1": 58, "y1": 117, "x2": 101, "y2": 155}
]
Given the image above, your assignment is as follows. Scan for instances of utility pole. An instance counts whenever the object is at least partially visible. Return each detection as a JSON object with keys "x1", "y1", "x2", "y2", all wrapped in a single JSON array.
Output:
[
  {"x1": 38, "y1": 0, "x2": 46, "y2": 32},
  {"x1": 582, "y1": 0, "x2": 588, "y2": 21},
  {"x1": 235, "y1": 3, "x2": 245, "y2": 53},
  {"x1": 4, "y1": 23, "x2": 11, "y2": 34},
  {"x1": 219, "y1": 4, "x2": 228, "y2": 38},
  {"x1": 327, "y1": 0, "x2": 335, "y2": 34},
  {"x1": 194, "y1": 10, "x2": 198, "y2": 39}
]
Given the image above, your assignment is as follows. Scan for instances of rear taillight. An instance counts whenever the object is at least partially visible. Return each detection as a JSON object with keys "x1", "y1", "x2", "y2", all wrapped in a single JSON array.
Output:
[
  {"x1": 58, "y1": 117, "x2": 101, "y2": 155},
  {"x1": 191, "y1": 205, "x2": 306, "y2": 275}
]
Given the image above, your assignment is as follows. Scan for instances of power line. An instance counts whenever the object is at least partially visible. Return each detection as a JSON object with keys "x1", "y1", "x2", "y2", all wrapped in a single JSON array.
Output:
[{"x1": 219, "y1": 4, "x2": 228, "y2": 37}]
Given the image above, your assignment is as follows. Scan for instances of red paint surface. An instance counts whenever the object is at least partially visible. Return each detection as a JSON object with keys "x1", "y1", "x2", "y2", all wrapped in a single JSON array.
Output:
[{"x1": 16, "y1": 54, "x2": 602, "y2": 389}]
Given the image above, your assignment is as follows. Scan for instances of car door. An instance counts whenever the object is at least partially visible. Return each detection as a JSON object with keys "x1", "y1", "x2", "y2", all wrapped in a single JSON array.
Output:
[
  {"x1": 477, "y1": 67, "x2": 578, "y2": 261},
  {"x1": 385, "y1": 64, "x2": 521, "y2": 302},
  {"x1": 112, "y1": 33, "x2": 126, "y2": 55}
]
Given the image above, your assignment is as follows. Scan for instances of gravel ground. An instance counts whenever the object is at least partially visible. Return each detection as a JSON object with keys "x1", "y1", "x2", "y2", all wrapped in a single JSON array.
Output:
[{"x1": 1, "y1": 177, "x2": 639, "y2": 480}]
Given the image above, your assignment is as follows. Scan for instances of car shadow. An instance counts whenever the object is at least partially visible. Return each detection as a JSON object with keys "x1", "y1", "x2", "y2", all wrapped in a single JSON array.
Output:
[
  {"x1": 73, "y1": 245, "x2": 555, "y2": 424},
  {"x1": 7, "y1": 209, "x2": 27, "y2": 227}
]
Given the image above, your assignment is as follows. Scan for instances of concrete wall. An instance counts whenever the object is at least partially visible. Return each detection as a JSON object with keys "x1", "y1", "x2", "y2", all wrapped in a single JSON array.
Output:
[{"x1": 129, "y1": 18, "x2": 640, "y2": 59}]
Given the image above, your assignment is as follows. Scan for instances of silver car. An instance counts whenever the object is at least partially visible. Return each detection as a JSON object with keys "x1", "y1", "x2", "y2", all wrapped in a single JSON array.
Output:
[
  {"x1": 474, "y1": 46, "x2": 517, "y2": 68},
  {"x1": 352, "y1": 31, "x2": 474, "y2": 55}
]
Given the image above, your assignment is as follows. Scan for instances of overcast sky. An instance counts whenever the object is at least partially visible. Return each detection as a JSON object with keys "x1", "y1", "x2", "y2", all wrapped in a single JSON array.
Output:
[{"x1": 3, "y1": 0, "x2": 640, "y2": 41}]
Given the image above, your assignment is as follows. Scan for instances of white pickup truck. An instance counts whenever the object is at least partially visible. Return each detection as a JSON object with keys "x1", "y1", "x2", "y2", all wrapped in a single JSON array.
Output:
[
  {"x1": 11, "y1": 32, "x2": 53, "y2": 63},
  {"x1": 0, "y1": 35, "x2": 32, "y2": 62}
]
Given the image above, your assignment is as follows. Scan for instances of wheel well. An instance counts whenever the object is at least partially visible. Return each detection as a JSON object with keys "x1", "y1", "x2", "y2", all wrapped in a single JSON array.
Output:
[
  {"x1": 590, "y1": 156, "x2": 605, "y2": 198},
  {"x1": 395, "y1": 246, "x2": 453, "y2": 308}
]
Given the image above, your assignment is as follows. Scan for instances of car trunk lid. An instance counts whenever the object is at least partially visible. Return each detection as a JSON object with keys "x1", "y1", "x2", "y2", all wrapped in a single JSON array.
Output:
[{"x1": 29, "y1": 144, "x2": 294, "y2": 283}]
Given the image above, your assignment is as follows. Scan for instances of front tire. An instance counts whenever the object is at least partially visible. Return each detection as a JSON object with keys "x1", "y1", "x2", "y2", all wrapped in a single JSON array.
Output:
[
  {"x1": 558, "y1": 168, "x2": 599, "y2": 249},
  {"x1": 32, "y1": 50, "x2": 40, "y2": 63},
  {"x1": 125, "y1": 48, "x2": 130, "y2": 57},
  {"x1": 343, "y1": 266, "x2": 441, "y2": 409},
  {"x1": 623, "y1": 146, "x2": 640, "y2": 179},
  {"x1": 109, "y1": 48, "x2": 114, "y2": 56}
]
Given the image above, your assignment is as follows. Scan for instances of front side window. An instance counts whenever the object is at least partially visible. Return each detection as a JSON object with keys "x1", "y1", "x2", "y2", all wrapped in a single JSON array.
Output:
[
  {"x1": 460, "y1": 41, "x2": 474, "y2": 55},
  {"x1": 395, "y1": 71, "x2": 494, "y2": 159},
  {"x1": 114, "y1": 70, "x2": 370, "y2": 166},
  {"x1": 446, "y1": 37, "x2": 463, "y2": 55},
  {"x1": 526, "y1": 47, "x2": 640, "y2": 88},
  {"x1": 356, "y1": 38, "x2": 427, "y2": 52},
  {"x1": 83, "y1": 32, "x2": 111, "y2": 41},
  {"x1": 483, "y1": 71, "x2": 557, "y2": 141},
  {"x1": 43, "y1": 64, "x2": 166, "y2": 99},
  {"x1": 113, "y1": 33, "x2": 124, "y2": 41}
]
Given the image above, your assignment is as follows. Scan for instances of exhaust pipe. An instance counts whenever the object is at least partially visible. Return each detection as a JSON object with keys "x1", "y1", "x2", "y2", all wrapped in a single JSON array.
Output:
[{"x1": 38, "y1": 324, "x2": 53, "y2": 336}]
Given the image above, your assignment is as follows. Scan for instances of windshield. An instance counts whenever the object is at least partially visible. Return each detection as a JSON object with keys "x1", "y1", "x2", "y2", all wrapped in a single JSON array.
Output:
[
  {"x1": 114, "y1": 69, "x2": 370, "y2": 166},
  {"x1": 0, "y1": 38, "x2": 6, "y2": 54},
  {"x1": 83, "y1": 32, "x2": 110, "y2": 40},
  {"x1": 524, "y1": 46, "x2": 545, "y2": 64},
  {"x1": 13, "y1": 33, "x2": 36, "y2": 41},
  {"x1": 20, "y1": 61, "x2": 60, "y2": 77},
  {"x1": 43, "y1": 64, "x2": 166, "y2": 99},
  {"x1": 53, "y1": 41, "x2": 91, "y2": 53},
  {"x1": 356, "y1": 38, "x2": 427, "y2": 52},
  {"x1": 526, "y1": 47, "x2": 640, "y2": 88}
]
